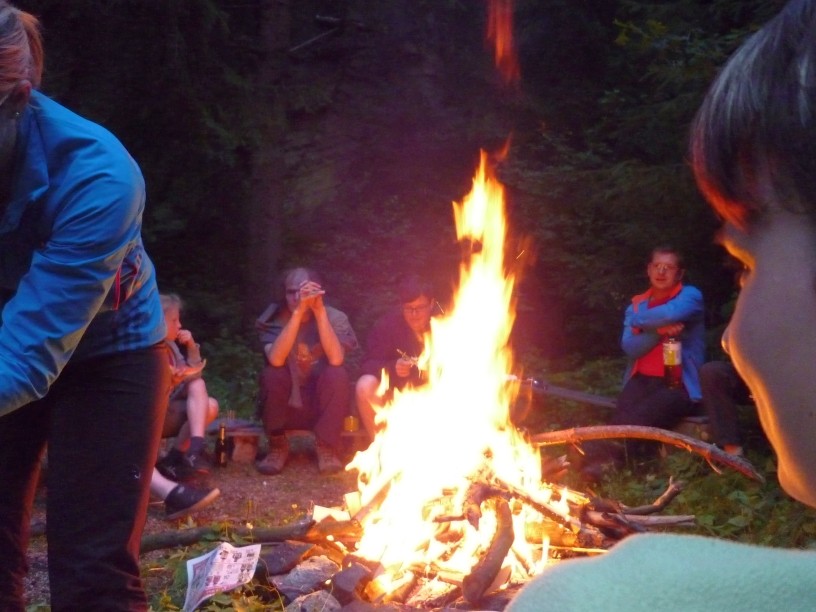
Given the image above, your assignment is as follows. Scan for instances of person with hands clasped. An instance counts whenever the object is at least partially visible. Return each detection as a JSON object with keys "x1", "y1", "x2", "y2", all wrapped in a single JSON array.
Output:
[
  {"x1": 255, "y1": 267, "x2": 358, "y2": 475},
  {"x1": 580, "y1": 246, "x2": 706, "y2": 481}
]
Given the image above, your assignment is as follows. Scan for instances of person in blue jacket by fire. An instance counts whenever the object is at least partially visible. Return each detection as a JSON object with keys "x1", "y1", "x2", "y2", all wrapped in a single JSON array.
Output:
[
  {"x1": 0, "y1": 4, "x2": 168, "y2": 610},
  {"x1": 580, "y1": 245, "x2": 705, "y2": 481}
]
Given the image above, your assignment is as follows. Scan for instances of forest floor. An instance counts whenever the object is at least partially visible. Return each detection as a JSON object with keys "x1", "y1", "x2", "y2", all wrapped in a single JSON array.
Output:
[{"x1": 24, "y1": 437, "x2": 362, "y2": 608}]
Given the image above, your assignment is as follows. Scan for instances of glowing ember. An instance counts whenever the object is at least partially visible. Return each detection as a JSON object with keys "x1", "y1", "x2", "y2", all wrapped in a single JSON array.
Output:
[{"x1": 347, "y1": 151, "x2": 558, "y2": 595}]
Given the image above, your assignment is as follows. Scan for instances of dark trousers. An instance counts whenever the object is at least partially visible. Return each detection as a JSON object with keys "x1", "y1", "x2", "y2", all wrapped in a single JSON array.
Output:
[
  {"x1": 586, "y1": 373, "x2": 697, "y2": 464},
  {"x1": 258, "y1": 364, "x2": 349, "y2": 450},
  {"x1": 0, "y1": 345, "x2": 169, "y2": 612},
  {"x1": 700, "y1": 361, "x2": 749, "y2": 447},
  {"x1": 612, "y1": 373, "x2": 696, "y2": 429}
]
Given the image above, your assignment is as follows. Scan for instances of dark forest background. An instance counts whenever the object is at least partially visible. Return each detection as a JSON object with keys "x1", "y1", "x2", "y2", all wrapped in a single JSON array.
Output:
[{"x1": 15, "y1": 0, "x2": 784, "y2": 409}]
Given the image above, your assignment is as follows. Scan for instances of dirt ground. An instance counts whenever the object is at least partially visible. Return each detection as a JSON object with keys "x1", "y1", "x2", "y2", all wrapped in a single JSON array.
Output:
[{"x1": 24, "y1": 436, "x2": 363, "y2": 608}]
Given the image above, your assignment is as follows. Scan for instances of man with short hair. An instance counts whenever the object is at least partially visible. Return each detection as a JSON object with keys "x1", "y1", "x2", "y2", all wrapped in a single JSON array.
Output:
[
  {"x1": 581, "y1": 246, "x2": 705, "y2": 480},
  {"x1": 355, "y1": 273, "x2": 436, "y2": 441}
]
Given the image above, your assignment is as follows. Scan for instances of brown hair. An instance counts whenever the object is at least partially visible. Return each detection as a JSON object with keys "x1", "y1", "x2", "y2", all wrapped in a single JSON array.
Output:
[
  {"x1": 0, "y1": 2, "x2": 43, "y2": 97},
  {"x1": 690, "y1": 0, "x2": 816, "y2": 229}
]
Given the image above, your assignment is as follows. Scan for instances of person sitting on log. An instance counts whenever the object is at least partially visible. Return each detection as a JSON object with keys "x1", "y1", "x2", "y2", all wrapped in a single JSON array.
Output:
[
  {"x1": 355, "y1": 273, "x2": 437, "y2": 442},
  {"x1": 579, "y1": 245, "x2": 706, "y2": 482},
  {"x1": 255, "y1": 267, "x2": 358, "y2": 475},
  {"x1": 155, "y1": 293, "x2": 220, "y2": 481},
  {"x1": 699, "y1": 359, "x2": 752, "y2": 457},
  {"x1": 509, "y1": 2, "x2": 816, "y2": 608}
]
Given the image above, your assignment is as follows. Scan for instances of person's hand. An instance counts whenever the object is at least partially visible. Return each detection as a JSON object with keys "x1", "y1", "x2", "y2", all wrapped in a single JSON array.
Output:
[
  {"x1": 176, "y1": 328, "x2": 196, "y2": 348},
  {"x1": 395, "y1": 356, "x2": 415, "y2": 378},
  {"x1": 296, "y1": 280, "x2": 326, "y2": 313},
  {"x1": 657, "y1": 322, "x2": 684, "y2": 337}
]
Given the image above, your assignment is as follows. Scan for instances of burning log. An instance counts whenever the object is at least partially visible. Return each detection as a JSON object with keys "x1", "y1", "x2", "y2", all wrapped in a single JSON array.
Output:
[
  {"x1": 461, "y1": 497, "x2": 514, "y2": 604},
  {"x1": 489, "y1": 476, "x2": 607, "y2": 549},
  {"x1": 530, "y1": 425, "x2": 764, "y2": 482}
]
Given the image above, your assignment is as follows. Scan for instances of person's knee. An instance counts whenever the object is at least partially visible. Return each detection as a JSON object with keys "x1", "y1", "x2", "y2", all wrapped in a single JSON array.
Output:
[
  {"x1": 321, "y1": 365, "x2": 350, "y2": 390},
  {"x1": 186, "y1": 377, "x2": 209, "y2": 398},
  {"x1": 206, "y1": 397, "x2": 219, "y2": 422},
  {"x1": 356, "y1": 375, "x2": 379, "y2": 400}
]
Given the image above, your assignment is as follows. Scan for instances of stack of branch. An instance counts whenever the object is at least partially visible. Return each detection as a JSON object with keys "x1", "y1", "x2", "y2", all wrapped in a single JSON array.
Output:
[{"x1": 138, "y1": 425, "x2": 762, "y2": 608}]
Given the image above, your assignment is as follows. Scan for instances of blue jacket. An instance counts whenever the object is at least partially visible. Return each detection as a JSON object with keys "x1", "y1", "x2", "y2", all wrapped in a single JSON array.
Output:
[
  {"x1": 621, "y1": 284, "x2": 705, "y2": 401},
  {"x1": 0, "y1": 91, "x2": 166, "y2": 415}
]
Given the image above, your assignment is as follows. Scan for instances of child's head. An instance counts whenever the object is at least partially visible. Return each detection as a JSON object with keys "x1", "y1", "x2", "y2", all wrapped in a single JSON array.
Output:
[
  {"x1": 691, "y1": 0, "x2": 816, "y2": 507},
  {"x1": 160, "y1": 293, "x2": 183, "y2": 342}
]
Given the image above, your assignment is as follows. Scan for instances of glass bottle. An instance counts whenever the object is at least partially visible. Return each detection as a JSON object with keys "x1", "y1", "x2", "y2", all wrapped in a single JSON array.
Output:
[
  {"x1": 215, "y1": 422, "x2": 228, "y2": 467},
  {"x1": 663, "y1": 336, "x2": 683, "y2": 389}
]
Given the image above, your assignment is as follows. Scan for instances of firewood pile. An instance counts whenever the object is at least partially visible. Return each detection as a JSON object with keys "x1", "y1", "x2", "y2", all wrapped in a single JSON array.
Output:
[
  {"x1": 138, "y1": 425, "x2": 760, "y2": 610},
  {"x1": 143, "y1": 470, "x2": 694, "y2": 609}
]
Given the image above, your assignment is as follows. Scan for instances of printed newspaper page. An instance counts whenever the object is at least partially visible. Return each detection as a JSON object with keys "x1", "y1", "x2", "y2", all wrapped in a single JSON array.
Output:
[{"x1": 182, "y1": 541, "x2": 262, "y2": 612}]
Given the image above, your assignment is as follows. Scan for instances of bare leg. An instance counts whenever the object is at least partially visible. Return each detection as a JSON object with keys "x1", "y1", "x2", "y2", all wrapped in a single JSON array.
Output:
[
  {"x1": 150, "y1": 468, "x2": 177, "y2": 501},
  {"x1": 355, "y1": 374, "x2": 382, "y2": 440}
]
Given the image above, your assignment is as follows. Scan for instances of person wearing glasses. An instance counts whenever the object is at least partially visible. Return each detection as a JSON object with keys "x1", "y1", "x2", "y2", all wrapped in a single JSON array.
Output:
[
  {"x1": 355, "y1": 273, "x2": 437, "y2": 441},
  {"x1": 255, "y1": 267, "x2": 358, "y2": 475},
  {"x1": 580, "y1": 246, "x2": 706, "y2": 481},
  {"x1": 510, "y1": 2, "x2": 816, "y2": 609},
  {"x1": 0, "y1": 4, "x2": 169, "y2": 609}
]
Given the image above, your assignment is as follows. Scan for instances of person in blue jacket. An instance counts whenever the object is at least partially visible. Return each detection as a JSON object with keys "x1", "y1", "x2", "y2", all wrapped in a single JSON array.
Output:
[
  {"x1": 0, "y1": 4, "x2": 169, "y2": 610},
  {"x1": 581, "y1": 246, "x2": 705, "y2": 480}
]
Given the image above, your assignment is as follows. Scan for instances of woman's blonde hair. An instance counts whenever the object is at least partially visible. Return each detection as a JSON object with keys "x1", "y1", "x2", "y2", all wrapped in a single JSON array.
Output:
[{"x1": 0, "y1": 2, "x2": 43, "y2": 98}]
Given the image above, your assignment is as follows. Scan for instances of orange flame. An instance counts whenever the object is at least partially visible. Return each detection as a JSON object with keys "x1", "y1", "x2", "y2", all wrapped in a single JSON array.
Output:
[
  {"x1": 487, "y1": 0, "x2": 520, "y2": 85},
  {"x1": 347, "y1": 151, "x2": 552, "y2": 593}
]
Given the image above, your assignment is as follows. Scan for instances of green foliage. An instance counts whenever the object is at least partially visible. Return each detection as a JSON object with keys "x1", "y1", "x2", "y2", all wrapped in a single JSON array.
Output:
[
  {"x1": 200, "y1": 336, "x2": 261, "y2": 421},
  {"x1": 590, "y1": 450, "x2": 816, "y2": 549}
]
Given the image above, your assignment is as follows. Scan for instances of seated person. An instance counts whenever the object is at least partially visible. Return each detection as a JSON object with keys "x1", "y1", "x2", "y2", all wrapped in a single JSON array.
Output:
[
  {"x1": 255, "y1": 267, "x2": 358, "y2": 475},
  {"x1": 150, "y1": 468, "x2": 219, "y2": 521},
  {"x1": 356, "y1": 273, "x2": 435, "y2": 440},
  {"x1": 699, "y1": 360, "x2": 751, "y2": 456},
  {"x1": 155, "y1": 293, "x2": 220, "y2": 481},
  {"x1": 581, "y1": 246, "x2": 706, "y2": 479}
]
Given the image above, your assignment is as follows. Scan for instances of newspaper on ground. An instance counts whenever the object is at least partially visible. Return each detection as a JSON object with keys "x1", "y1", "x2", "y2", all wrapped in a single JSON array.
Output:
[{"x1": 182, "y1": 541, "x2": 262, "y2": 612}]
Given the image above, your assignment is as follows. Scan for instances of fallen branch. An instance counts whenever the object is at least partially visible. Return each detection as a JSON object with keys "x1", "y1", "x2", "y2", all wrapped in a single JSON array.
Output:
[
  {"x1": 588, "y1": 477, "x2": 685, "y2": 516},
  {"x1": 140, "y1": 517, "x2": 314, "y2": 554},
  {"x1": 583, "y1": 512, "x2": 696, "y2": 528},
  {"x1": 530, "y1": 425, "x2": 764, "y2": 482}
]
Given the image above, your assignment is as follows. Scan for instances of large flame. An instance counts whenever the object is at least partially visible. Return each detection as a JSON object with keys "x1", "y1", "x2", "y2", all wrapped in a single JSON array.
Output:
[{"x1": 348, "y1": 151, "x2": 552, "y2": 593}]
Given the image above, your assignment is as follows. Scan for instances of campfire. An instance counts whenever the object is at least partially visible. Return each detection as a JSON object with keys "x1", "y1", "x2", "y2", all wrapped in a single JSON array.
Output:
[
  {"x1": 143, "y1": 150, "x2": 759, "y2": 610},
  {"x1": 142, "y1": 3, "x2": 761, "y2": 608},
  {"x1": 281, "y1": 152, "x2": 705, "y2": 608},
  {"x1": 345, "y1": 150, "x2": 559, "y2": 600}
]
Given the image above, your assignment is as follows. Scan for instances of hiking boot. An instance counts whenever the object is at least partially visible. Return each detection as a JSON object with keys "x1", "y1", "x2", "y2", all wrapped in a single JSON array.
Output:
[
  {"x1": 316, "y1": 440, "x2": 343, "y2": 474},
  {"x1": 164, "y1": 484, "x2": 220, "y2": 520},
  {"x1": 183, "y1": 451, "x2": 212, "y2": 475},
  {"x1": 256, "y1": 435, "x2": 289, "y2": 475},
  {"x1": 156, "y1": 452, "x2": 195, "y2": 482}
]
